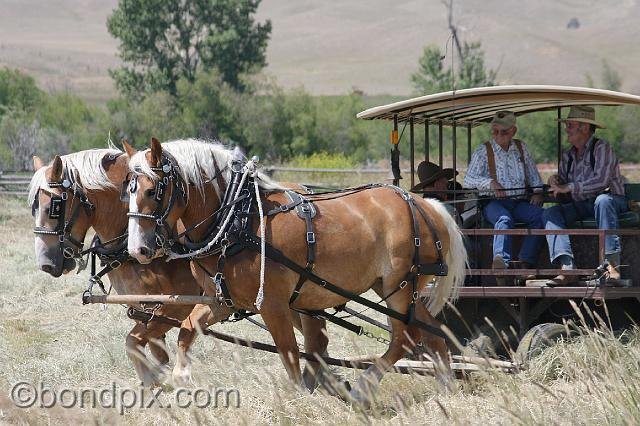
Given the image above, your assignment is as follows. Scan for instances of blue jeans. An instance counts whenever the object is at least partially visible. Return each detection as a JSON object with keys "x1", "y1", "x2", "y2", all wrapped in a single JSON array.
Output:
[
  {"x1": 543, "y1": 194, "x2": 628, "y2": 263},
  {"x1": 482, "y1": 199, "x2": 544, "y2": 265}
]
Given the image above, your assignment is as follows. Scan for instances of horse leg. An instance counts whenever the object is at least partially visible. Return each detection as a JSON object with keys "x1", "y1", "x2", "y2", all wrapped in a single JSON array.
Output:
[
  {"x1": 126, "y1": 322, "x2": 174, "y2": 387},
  {"x1": 412, "y1": 299, "x2": 454, "y2": 388},
  {"x1": 148, "y1": 334, "x2": 169, "y2": 365},
  {"x1": 299, "y1": 314, "x2": 330, "y2": 391},
  {"x1": 349, "y1": 275, "x2": 422, "y2": 407},
  {"x1": 173, "y1": 303, "x2": 232, "y2": 386},
  {"x1": 260, "y1": 306, "x2": 303, "y2": 386}
]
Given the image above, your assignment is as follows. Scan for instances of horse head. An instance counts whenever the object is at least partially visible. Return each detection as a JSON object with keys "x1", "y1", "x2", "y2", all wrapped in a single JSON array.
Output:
[
  {"x1": 30, "y1": 150, "x2": 125, "y2": 277},
  {"x1": 124, "y1": 138, "x2": 191, "y2": 264},
  {"x1": 125, "y1": 138, "x2": 284, "y2": 263}
]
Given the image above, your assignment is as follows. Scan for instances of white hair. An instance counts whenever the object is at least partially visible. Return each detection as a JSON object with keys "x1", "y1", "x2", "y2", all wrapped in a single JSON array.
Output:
[
  {"x1": 28, "y1": 149, "x2": 121, "y2": 206},
  {"x1": 128, "y1": 139, "x2": 282, "y2": 200}
]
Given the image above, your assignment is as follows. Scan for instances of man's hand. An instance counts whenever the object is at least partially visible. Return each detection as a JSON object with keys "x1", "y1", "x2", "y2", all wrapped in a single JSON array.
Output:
[
  {"x1": 530, "y1": 193, "x2": 544, "y2": 206},
  {"x1": 550, "y1": 183, "x2": 572, "y2": 197},
  {"x1": 490, "y1": 180, "x2": 507, "y2": 198},
  {"x1": 548, "y1": 174, "x2": 560, "y2": 186}
]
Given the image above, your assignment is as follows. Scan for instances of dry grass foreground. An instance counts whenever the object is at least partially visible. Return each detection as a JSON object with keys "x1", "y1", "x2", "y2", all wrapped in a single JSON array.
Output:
[{"x1": 1, "y1": 193, "x2": 640, "y2": 424}]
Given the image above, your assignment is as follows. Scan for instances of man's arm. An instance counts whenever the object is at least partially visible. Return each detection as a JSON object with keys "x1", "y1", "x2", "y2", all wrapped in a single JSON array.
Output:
[
  {"x1": 463, "y1": 147, "x2": 493, "y2": 190},
  {"x1": 572, "y1": 141, "x2": 617, "y2": 199}
]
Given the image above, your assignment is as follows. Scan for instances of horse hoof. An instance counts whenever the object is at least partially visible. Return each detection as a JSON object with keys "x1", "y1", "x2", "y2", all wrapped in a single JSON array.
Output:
[{"x1": 347, "y1": 388, "x2": 372, "y2": 409}]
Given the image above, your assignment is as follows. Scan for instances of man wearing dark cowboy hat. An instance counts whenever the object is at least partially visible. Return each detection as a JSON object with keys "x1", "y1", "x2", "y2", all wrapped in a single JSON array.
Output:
[
  {"x1": 544, "y1": 105, "x2": 627, "y2": 286},
  {"x1": 464, "y1": 110, "x2": 545, "y2": 284},
  {"x1": 411, "y1": 161, "x2": 461, "y2": 218}
]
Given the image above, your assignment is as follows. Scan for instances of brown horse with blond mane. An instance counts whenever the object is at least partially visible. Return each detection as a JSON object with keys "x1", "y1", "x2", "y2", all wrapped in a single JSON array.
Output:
[
  {"x1": 124, "y1": 138, "x2": 467, "y2": 405},
  {"x1": 30, "y1": 149, "x2": 231, "y2": 386}
]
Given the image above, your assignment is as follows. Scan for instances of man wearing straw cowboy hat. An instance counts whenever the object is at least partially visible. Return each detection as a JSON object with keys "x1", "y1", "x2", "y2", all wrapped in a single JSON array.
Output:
[
  {"x1": 464, "y1": 110, "x2": 545, "y2": 285},
  {"x1": 544, "y1": 105, "x2": 628, "y2": 286}
]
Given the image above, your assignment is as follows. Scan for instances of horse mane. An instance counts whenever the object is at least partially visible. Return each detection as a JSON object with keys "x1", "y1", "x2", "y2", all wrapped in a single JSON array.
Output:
[
  {"x1": 28, "y1": 149, "x2": 121, "y2": 206},
  {"x1": 128, "y1": 138, "x2": 283, "y2": 200}
]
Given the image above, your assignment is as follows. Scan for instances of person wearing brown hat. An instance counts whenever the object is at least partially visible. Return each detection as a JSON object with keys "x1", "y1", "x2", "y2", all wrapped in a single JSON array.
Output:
[
  {"x1": 411, "y1": 161, "x2": 461, "y2": 217},
  {"x1": 543, "y1": 106, "x2": 627, "y2": 286},
  {"x1": 464, "y1": 110, "x2": 545, "y2": 284}
]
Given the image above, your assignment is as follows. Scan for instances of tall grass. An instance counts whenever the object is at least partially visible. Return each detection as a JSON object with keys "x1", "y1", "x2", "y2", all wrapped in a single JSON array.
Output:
[{"x1": 2, "y1": 193, "x2": 640, "y2": 424}]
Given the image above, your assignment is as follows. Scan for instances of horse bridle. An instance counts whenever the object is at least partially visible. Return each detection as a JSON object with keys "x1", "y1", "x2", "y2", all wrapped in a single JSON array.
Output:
[
  {"x1": 125, "y1": 153, "x2": 187, "y2": 251},
  {"x1": 32, "y1": 176, "x2": 95, "y2": 259}
]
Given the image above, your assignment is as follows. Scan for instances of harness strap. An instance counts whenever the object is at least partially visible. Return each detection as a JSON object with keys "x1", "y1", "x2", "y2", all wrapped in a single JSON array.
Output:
[
  {"x1": 194, "y1": 259, "x2": 234, "y2": 307},
  {"x1": 232, "y1": 231, "x2": 447, "y2": 339},
  {"x1": 304, "y1": 309, "x2": 363, "y2": 335},
  {"x1": 265, "y1": 190, "x2": 318, "y2": 305}
]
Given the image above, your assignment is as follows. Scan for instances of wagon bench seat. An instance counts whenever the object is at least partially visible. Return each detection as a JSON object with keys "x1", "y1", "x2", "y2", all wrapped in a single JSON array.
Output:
[
  {"x1": 472, "y1": 184, "x2": 640, "y2": 229},
  {"x1": 567, "y1": 210, "x2": 640, "y2": 229},
  {"x1": 558, "y1": 183, "x2": 640, "y2": 229}
]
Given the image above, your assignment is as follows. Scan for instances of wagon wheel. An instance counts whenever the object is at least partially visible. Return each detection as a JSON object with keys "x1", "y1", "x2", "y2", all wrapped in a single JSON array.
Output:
[{"x1": 515, "y1": 323, "x2": 573, "y2": 365}]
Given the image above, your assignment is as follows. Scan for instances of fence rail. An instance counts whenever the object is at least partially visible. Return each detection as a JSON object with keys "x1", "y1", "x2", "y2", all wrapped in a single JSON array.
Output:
[
  {"x1": 4, "y1": 164, "x2": 640, "y2": 195},
  {"x1": 0, "y1": 174, "x2": 31, "y2": 196}
]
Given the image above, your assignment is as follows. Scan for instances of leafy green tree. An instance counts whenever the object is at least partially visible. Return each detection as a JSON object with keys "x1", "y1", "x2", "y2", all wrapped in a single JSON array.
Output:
[
  {"x1": 0, "y1": 67, "x2": 44, "y2": 117},
  {"x1": 411, "y1": 42, "x2": 496, "y2": 94},
  {"x1": 107, "y1": 0, "x2": 271, "y2": 99},
  {"x1": 601, "y1": 60, "x2": 622, "y2": 91},
  {"x1": 176, "y1": 70, "x2": 240, "y2": 141}
]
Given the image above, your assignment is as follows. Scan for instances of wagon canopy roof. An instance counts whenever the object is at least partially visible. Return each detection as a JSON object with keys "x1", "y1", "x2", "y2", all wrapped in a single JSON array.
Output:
[{"x1": 356, "y1": 85, "x2": 640, "y2": 126}]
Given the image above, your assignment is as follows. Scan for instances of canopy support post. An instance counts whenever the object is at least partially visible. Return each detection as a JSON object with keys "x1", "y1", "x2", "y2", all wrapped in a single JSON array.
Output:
[
  {"x1": 410, "y1": 115, "x2": 415, "y2": 189},
  {"x1": 438, "y1": 120, "x2": 444, "y2": 168}
]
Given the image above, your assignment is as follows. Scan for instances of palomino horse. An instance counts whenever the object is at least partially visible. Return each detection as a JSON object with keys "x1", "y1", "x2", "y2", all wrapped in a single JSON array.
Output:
[
  {"x1": 29, "y1": 149, "x2": 232, "y2": 386},
  {"x1": 124, "y1": 138, "x2": 467, "y2": 405},
  {"x1": 30, "y1": 149, "x2": 331, "y2": 389}
]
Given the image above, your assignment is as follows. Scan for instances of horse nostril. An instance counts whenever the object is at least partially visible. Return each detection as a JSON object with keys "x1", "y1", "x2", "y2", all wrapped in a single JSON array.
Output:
[
  {"x1": 41, "y1": 264, "x2": 54, "y2": 274},
  {"x1": 139, "y1": 247, "x2": 152, "y2": 258}
]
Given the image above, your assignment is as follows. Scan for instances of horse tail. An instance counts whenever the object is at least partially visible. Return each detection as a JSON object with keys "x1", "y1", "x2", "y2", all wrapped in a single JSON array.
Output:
[{"x1": 420, "y1": 198, "x2": 467, "y2": 315}]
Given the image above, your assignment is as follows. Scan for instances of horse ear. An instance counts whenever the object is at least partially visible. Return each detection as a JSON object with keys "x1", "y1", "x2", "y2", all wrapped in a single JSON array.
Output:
[
  {"x1": 122, "y1": 140, "x2": 137, "y2": 157},
  {"x1": 150, "y1": 137, "x2": 162, "y2": 166},
  {"x1": 51, "y1": 156, "x2": 63, "y2": 181},
  {"x1": 33, "y1": 156, "x2": 45, "y2": 171}
]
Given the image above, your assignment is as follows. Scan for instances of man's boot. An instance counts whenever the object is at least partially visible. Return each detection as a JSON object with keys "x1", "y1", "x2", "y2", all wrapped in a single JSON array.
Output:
[
  {"x1": 547, "y1": 255, "x2": 578, "y2": 287},
  {"x1": 493, "y1": 254, "x2": 508, "y2": 286},
  {"x1": 520, "y1": 261, "x2": 537, "y2": 281},
  {"x1": 606, "y1": 253, "x2": 621, "y2": 281}
]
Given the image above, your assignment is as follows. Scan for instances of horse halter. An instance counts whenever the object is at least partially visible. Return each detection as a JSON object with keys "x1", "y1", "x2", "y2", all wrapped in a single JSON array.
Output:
[
  {"x1": 32, "y1": 175, "x2": 95, "y2": 259},
  {"x1": 126, "y1": 153, "x2": 186, "y2": 251}
]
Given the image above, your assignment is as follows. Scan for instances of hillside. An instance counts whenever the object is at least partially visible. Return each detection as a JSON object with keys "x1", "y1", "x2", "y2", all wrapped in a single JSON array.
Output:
[{"x1": 1, "y1": 0, "x2": 639, "y2": 102}]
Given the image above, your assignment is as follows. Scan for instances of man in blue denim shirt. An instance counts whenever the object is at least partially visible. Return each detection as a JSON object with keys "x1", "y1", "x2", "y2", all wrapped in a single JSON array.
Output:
[{"x1": 544, "y1": 106, "x2": 627, "y2": 285}]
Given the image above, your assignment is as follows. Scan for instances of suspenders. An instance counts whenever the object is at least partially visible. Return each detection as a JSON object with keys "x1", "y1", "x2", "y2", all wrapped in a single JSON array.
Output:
[{"x1": 484, "y1": 139, "x2": 530, "y2": 192}]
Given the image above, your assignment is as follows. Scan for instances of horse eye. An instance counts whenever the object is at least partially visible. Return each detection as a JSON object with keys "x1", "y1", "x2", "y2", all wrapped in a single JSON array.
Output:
[{"x1": 145, "y1": 188, "x2": 156, "y2": 198}]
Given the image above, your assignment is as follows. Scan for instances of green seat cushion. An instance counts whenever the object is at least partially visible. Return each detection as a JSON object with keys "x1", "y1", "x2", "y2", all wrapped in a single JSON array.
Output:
[{"x1": 569, "y1": 210, "x2": 640, "y2": 229}]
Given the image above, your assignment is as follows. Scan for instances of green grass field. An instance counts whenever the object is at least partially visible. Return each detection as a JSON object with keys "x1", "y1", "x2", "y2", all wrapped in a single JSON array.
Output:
[{"x1": 2, "y1": 193, "x2": 640, "y2": 424}]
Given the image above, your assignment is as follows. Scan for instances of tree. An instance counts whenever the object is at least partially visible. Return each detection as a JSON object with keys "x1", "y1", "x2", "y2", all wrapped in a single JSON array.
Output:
[
  {"x1": 411, "y1": 0, "x2": 496, "y2": 94},
  {"x1": 411, "y1": 42, "x2": 496, "y2": 94},
  {"x1": 107, "y1": 0, "x2": 271, "y2": 99},
  {"x1": 0, "y1": 67, "x2": 44, "y2": 117}
]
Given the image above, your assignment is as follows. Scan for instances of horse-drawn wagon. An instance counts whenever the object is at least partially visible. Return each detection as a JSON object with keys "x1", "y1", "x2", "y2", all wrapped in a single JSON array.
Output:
[
  {"x1": 357, "y1": 85, "x2": 640, "y2": 359},
  {"x1": 28, "y1": 85, "x2": 640, "y2": 405}
]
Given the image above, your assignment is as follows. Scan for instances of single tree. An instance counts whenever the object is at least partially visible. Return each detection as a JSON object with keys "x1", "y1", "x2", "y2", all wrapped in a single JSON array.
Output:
[
  {"x1": 411, "y1": 0, "x2": 496, "y2": 94},
  {"x1": 107, "y1": 0, "x2": 271, "y2": 99},
  {"x1": 412, "y1": 42, "x2": 496, "y2": 94},
  {"x1": 0, "y1": 67, "x2": 44, "y2": 117}
]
